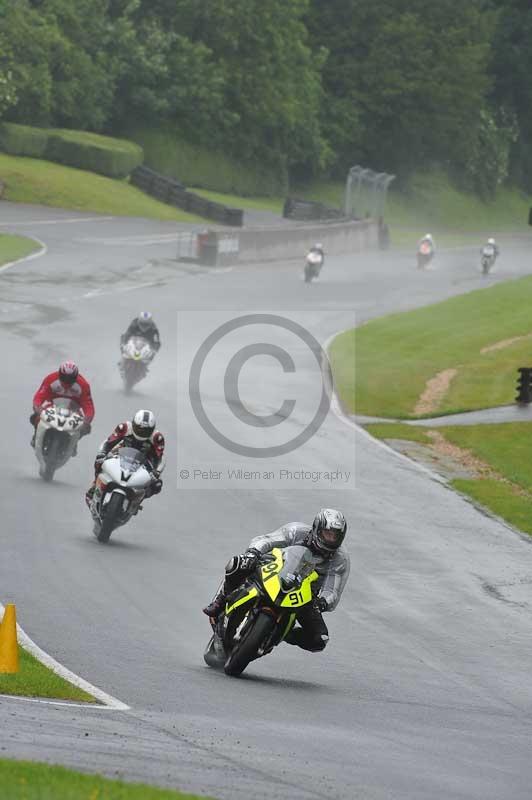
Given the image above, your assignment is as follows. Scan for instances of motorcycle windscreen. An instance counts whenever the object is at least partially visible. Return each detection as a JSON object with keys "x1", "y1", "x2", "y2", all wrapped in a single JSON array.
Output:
[
  {"x1": 118, "y1": 447, "x2": 146, "y2": 472},
  {"x1": 54, "y1": 397, "x2": 81, "y2": 415}
]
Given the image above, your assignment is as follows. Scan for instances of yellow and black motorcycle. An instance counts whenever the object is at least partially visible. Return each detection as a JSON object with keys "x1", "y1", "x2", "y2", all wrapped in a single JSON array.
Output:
[{"x1": 204, "y1": 545, "x2": 319, "y2": 677}]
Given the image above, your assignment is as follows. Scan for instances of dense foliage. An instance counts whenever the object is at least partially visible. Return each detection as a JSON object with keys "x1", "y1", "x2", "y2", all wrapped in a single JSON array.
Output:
[{"x1": 0, "y1": 0, "x2": 530, "y2": 192}]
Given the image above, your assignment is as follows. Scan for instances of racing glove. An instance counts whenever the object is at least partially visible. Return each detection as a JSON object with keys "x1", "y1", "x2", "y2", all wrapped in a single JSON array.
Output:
[
  {"x1": 315, "y1": 596, "x2": 328, "y2": 613},
  {"x1": 239, "y1": 548, "x2": 261, "y2": 571},
  {"x1": 151, "y1": 478, "x2": 163, "y2": 495}
]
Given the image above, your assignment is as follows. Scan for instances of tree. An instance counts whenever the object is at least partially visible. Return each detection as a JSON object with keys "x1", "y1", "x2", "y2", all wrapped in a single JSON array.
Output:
[{"x1": 307, "y1": 0, "x2": 494, "y2": 179}]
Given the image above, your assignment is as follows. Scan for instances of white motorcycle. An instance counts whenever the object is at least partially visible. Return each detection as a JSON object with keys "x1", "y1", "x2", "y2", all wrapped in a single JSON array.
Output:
[
  {"x1": 34, "y1": 399, "x2": 85, "y2": 482},
  {"x1": 304, "y1": 251, "x2": 324, "y2": 283},
  {"x1": 481, "y1": 244, "x2": 497, "y2": 275},
  {"x1": 119, "y1": 336, "x2": 155, "y2": 393},
  {"x1": 88, "y1": 446, "x2": 155, "y2": 543}
]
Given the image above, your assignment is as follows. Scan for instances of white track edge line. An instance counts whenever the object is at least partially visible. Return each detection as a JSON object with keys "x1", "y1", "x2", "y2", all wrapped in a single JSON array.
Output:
[
  {"x1": 0, "y1": 236, "x2": 48, "y2": 274},
  {"x1": 0, "y1": 602, "x2": 129, "y2": 711},
  {"x1": 322, "y1": 329, "x2": 447, "y2": 486}
]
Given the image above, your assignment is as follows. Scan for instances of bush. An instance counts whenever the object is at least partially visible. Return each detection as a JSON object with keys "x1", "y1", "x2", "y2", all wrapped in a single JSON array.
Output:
[
  {"x1": 45, "y1": 130, "x2": 143, "y2": 178},
  {"x1": 0, "y1": 123, "x2": 48, "y2": 157},
  {"x1": 0, "y1": 124, "x2": 143, "y2": 178},
  {"x1": 127, "y1": 126, "x2": 287, "y2": 197}
]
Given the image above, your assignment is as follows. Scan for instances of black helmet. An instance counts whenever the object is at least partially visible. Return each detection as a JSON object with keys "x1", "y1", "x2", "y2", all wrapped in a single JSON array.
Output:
[{"x1": 309, "y1": 508, "x2": 347, "y2": 555}]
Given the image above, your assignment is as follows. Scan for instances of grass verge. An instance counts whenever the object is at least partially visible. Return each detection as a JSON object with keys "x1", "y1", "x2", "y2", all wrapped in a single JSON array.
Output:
[
  {"x1": 0, "y1": 153, "x2": 205, "y2": 222},
  {"x1": 330, "y1": 275, "x2": 532, "y2": 419},
  {"x1": 0, "y1": 234, "x2": 39, "y2": 265},
  {"x1": 365, "y1": 420, "x2": 532, "y2": 536},
  {"x1": 0, "y1": 646, "x2": 95, "y2": 702},
  {"x1": 192, "y1": 187, "x2": 283, "y2": 214},
  {"x1": 0, "y1": 759, "x2": 211, "y2": 799},
  {"x1": 443, "y1": 422, "x2": 532, "y2": 536},
  {"x1": 364, "y1": 423, "x2": 431, "y2": 444},
  {"x1": 299, "y1": 172, "x2": 532, "y2": 247}
]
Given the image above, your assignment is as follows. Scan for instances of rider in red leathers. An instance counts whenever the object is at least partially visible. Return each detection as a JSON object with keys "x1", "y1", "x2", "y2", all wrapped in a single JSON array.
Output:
[
  {"x1": 85, "y1": 409, "x2": 164, "y2": 506},
  {"x1": 31, "y1": 361, "x2": 94, "y2": 447}
]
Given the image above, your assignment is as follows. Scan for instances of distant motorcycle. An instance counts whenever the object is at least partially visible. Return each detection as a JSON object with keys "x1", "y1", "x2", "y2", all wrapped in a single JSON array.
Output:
[
  {"x1": 417, "y1": 241, "x2": 434, "y2": 269},
  {"x1": 304, "y1": 251, "x2": 324, "y2": 283},
  {"x1": 481, "y1": 244, "x2": 497, "y2": 275},
  {"x1": 204, "y1": 544, "x2": 319, "y2": 677},
  {"x1": 34, "y1": 399, "x2": 84, "y2": 482},
  {"x1": 119, "y1": 336, "x2": 155, "y2": 393},
  {"x1": 88, "y1": 446, "x2": 154, "y2": 543}
]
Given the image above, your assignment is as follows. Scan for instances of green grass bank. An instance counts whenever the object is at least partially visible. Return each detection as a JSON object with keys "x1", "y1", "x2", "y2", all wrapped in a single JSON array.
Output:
[
  {"x1": 365, "y1": 421, "x2": 532, "y2": 537},
  {"x1": 0, "y1": 646, "x2": 95, "y2": 703},
  {"x1": 0, "y1": 759, "x2": 212, "y2": 799},
  {"x1": 0, "y1": 234, "x2": 39, "y2": 266},
  {"x1": 330, "y1": 276, "x2": 532, "y2": 420},
  {"x1": 0, "y1": 153, "x2": 204, "y2": 222}
]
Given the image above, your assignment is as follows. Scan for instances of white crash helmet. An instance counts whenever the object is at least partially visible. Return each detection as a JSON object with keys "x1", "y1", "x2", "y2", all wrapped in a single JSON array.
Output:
[
  {"x1": 425, "y1": 233, "x2": 433, "y2": 242},
  {"x1": 137, "y1": 311, "x2": 153, "y2": 332},
  {"x1": 487, "y1": 238, "x2": 495, "y2": 246},
  {"x1": 132, "y1": 409, "x2": 156, "y2": 441}
]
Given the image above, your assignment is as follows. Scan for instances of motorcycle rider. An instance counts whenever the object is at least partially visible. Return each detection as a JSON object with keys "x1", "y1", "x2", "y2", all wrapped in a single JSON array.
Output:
[
  {"x1": 30, "y1": 361, "x2": 94, "y2": 448},
  {"x1": 417, "y1": 233, "x2": 435, "y2": 252},
  {"x1": 121, "y1": 312, "x2": 161, "y2": 353},
  {"x1": 203, "y1": 508, "x2": 350, "y2": 653},
  {"x1": 307, "y1": 242, "x2": 324, "y2": 261},
  {"x1": 481, "y1": 237, "x2": 499, "y2": 260},
  {"x1": 85, "y1": 409, "x2": 164, "y2": 506}
]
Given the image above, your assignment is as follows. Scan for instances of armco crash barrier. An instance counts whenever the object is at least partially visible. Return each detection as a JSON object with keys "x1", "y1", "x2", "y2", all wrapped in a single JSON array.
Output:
[
  {"x1": 131, "y1": 166, "x2": 243, "y2": 227},
  {"x1": 193, "y1": 218, "x2": 378, "y2": 266}
]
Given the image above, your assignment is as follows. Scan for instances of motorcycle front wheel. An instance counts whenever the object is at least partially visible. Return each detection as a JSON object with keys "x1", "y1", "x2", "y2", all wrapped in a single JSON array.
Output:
[
  {"x1": 97, "y1": 492, "x2": 124, "y2": 543},
  {"x1": 224, "y1": 612, "x2": 275, "y2": 677},
  {"x1": 41, "y1": 434, "x2": 61, "y2": 482}
]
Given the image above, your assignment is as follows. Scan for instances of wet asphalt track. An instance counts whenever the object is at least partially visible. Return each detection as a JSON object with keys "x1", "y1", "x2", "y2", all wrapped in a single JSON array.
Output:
[{"x1": 1, "y1": 203, "x2": 532, "y2": 799}]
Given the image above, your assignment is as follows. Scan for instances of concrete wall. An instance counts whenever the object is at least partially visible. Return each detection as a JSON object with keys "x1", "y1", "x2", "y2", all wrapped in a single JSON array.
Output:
[
  {"x1": 189, "y1": 218, "x2": 379, "y2": 266},
  {"x1": 236, "y1": 218, "x2": 378, "y2": 263}
]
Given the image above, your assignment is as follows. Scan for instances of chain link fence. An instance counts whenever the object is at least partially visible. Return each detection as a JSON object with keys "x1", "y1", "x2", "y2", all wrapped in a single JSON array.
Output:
[{"x1": 344, "y1": 166, "x2": 395, "y2": 220}]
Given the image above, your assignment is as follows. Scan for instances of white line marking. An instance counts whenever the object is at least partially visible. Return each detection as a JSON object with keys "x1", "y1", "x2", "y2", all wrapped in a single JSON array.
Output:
[
  {"x1": 0, "y1": 237, "x2": 48, "y2": 274},
  {"x1": 82, "y1": 281, "x2": 159, "y2": 299},
  {"x1": 0, "y1": 216, "x2": 115, "y2": 227},
  {"x1": 0, "y1": 601, "x2": 129, "y2": 711},
  {"x1": 323, "y1": 330, "x2": 447, "y2": 486},
  {"x1": 0, "y1": 694, "x2": 123, "y2": 710},
  {"x1": 75, "y1": 234, "x2": 179, "y2": 245}
]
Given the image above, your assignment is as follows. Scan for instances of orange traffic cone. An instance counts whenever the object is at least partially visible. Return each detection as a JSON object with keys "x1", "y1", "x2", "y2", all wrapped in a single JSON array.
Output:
[{"x1": 0, "y1": 604, "x2": 19, "y2": 673}]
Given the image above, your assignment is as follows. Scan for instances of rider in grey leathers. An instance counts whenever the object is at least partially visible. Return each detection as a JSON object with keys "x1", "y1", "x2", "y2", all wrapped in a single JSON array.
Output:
[{"x1": 203, "y1": 509, "x2": 350, "y2": 652}]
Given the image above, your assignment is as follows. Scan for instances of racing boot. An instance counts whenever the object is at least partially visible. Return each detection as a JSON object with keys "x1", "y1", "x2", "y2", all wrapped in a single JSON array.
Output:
[
  {"x1": 202, "y1": 585, "x2": 227, "y2": 619},
  {"x1": 85, "y1": 483, "x2": 96, "y2": 508}
]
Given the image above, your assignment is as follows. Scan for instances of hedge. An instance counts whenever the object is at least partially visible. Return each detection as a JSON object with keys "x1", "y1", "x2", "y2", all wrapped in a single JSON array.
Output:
[{"x1": 0, "y1": 124, "x2": 143, "y2": 178}]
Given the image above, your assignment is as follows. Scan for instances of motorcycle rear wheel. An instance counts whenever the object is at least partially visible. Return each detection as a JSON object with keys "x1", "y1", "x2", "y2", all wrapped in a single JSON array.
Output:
[
  {"x1": 224, "y1": 612, "x2": 275, "y2": 677},
  {"x1": 97, "y1": 492, "x2": 124, "y2": 543}
]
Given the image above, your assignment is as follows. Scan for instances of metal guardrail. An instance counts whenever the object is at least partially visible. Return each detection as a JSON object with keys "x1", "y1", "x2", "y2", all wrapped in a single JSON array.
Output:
[{"x1": 131, "y1": 166, "x2": 244, "y2": 227}]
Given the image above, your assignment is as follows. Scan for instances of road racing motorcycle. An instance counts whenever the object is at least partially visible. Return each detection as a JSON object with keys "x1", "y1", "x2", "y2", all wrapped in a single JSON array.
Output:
[
  {"x1": 481, "y1": 244, "x2": 497, "y2": 275},
  {"x1": 119, "y1": 336, "x2": 155, "y2": 393},
  {"x1": 204, "y1": 544, "x2": 319, "y2": 676},
  {"x1": 34, "y1": 398, "x2": 85, "y2": 482},
  {"x1": 88, "y1": 446, "x2": 154, "y2": 543},
  {"x1": 304, "y1": 251, "x2": 324, "y2": 283},
  {"x1": 417, "y1": 241, "x2": 434, "y2": 269}
]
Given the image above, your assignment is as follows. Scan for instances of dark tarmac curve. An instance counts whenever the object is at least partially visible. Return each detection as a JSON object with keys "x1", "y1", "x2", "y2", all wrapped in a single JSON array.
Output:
[{"x1": 1, "y1": 202, "x2": 532, "y2": 799}]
